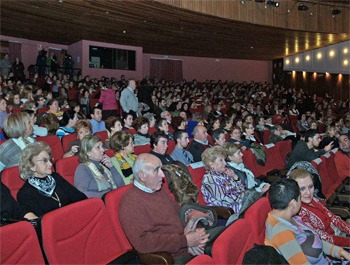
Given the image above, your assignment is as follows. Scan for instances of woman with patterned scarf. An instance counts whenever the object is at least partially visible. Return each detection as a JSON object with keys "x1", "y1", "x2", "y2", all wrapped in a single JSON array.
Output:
[
  {"x1": 0, "y1": 112, "x2": 36, "y2": 173},
  {"x1": 74, "y1": 135, "x2": 125, "y2": 198},
  {"x1": 17, "y1": 142, "x2": 86, "y2": 216},
  {"x1": 110, "y1": 131, "x2": 137, "y2": 185}
]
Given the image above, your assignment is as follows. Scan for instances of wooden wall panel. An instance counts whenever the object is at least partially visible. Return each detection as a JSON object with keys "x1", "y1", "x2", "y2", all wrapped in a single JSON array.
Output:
[
  {"x1": 283, "y1": 71, "x2": 349, "y2": 100},
  {"x1": 162, "y1": 0, "x2": 349, "y2": 34}
]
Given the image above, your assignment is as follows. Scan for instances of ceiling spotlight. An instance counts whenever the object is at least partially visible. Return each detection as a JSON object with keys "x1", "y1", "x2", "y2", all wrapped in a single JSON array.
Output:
[
  {"x1": 267, "y1": 1, "x2": 279, "y2": 7},
  {"x1": 298, "y1": 5, "x2": 309, "y2": 11},
  {"x1": 241, "y1": 1, "x2": 245, "y2": 4},
  {"x1": 332, "y1": 9, "x2": 341, "y2": 15}
]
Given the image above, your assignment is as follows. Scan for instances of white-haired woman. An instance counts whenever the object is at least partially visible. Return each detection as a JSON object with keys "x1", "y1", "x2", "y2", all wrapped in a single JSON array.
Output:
[{"x1": 17, "y1": 142, "x2": 87, "y2": 216}]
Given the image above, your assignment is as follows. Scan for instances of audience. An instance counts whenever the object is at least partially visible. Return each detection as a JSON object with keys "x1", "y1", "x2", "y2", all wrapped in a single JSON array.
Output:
[
  {"x1": 265, "y1": 178, "x2": 350, "y2": 264},
  {"x1": 104, "y1": 116, "x2": 123, "y2": 149},
  {"x1": 211, "y1": 128, "x2": 226, "y2": 147},
  {"x1": 74, "y1": 135, "x2": 125, "y2": 198},
  {"x1": 201, "y1": 146, "x2": 246, "y2": 212},
  {"x1": 188, "y1": 125, "x2": 212, "y2": 162},
  {"x1": 0, "y1": 112, "x2": 35, "y2": 172},
  {"x1": 55, "y1": 109, "x2": 78, "y2": 139},
  {"x1": 288, "y1": 169, "x2": 350, "y2": 247},
  {"x1": 285, "y1": 129, "x2": 333, "y2": 169},
  {"x1": 110, "y1": 131, "x2": 136, "y2": 184},
  {"x1": 17, "y1": 142, "x2": 86, "y2": 216},
  {"x1": 335, "y1": 134, "x2": 350, "y2": 180},
  {"x1": 122, "y1": 112, "x2": 134, "y2": 130},
  {"x1": 170, "y1": 130, "x2": 193, "y2": 166},
  {"x1": 149, "y1": 131, "x2": 174, "y2": 165},
  {"x1": 119, "y1": 153, "x2": 209, "y2": 263},
  {"x1": 133, "y1": 116, "x2": 151, "y2": 146},
  {"x1": 89, "y1": 106, "x2": 105, "y2": 134}
]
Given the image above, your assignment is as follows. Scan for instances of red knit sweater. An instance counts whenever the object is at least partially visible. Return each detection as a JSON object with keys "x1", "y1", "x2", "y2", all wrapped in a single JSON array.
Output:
[{"x1": 119, "y1": 186, "x2": 188, "y2": 259}]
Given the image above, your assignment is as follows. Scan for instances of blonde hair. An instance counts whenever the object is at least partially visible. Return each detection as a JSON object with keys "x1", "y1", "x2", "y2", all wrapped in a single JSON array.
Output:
[
  {"x1": 19, "y1": 141, "x2": 52, "y2": 180},
  {"x1": 79, "y1": 135, "x2": 102, "y2": 163},
  {"x1": 288, "y1": 168, "x2": 312, "y2": 181},
  {"x1": 4, "y1": 112, "x2": 30, "y2": 138},
  {"x1": 201, "y1": 146, "x2": 226, "y2": 171}
]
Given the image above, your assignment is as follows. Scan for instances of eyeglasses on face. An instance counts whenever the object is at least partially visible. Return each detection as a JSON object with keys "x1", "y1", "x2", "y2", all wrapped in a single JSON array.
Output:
[{"x1": 34, "y1": 157, "x2": 54, "y2": 164}]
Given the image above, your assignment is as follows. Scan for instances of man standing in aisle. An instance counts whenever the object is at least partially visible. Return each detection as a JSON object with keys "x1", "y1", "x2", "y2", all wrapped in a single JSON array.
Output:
[{"x1": 120, "y1": 79, "x2": 138, "y2": 118}]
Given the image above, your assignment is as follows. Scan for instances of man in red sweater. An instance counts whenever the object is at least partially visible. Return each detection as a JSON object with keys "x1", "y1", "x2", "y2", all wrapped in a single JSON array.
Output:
[{"x1": 119, "y1": 153, "x2": 209, "y2": 263}]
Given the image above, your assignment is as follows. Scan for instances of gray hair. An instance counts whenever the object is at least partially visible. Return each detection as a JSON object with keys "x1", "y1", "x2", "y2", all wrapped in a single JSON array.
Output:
[
  {"x1": 19, "y1": 141, "x2": 52, "y2": 180},
  {"x1": 79, "y1": 135, "x2": 102, "y2": 163},
  {"x1": 143, "y1": 112, "x2": 155, "y2": 122},
  {"x1": 132, "y1": 154, "x2": 153, "y2": 181},
  {"x1": 4, "y1": 112, "x2": 31, "y2": 138}
]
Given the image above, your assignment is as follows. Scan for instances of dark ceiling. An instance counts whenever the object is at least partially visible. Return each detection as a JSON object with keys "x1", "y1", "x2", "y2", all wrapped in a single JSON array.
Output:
[{"x1": 1, "y1": 0, "x2": 350, "y2": 61}]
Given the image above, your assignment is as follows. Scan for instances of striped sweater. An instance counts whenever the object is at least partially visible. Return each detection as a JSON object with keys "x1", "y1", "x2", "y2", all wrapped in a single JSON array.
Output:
[{"x1": 265, "y1": 213, "x2": 343, "y2": 265}]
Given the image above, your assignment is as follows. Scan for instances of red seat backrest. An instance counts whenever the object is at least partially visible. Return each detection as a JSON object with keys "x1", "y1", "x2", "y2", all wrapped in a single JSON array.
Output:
[
  {"x1": 95, "y1": 130, "x2": 108, "y2": 143},
  {"x1": 37, "y1": 107, "x2": 49, "y2": 115},
  {"x1": 244, "y1": 197, "x2": 272, "y2": 245},
  {"x1": 242, "y1": 149, "x2": 266, "y2": 177},
  {"x1": 1, "y1": 166, "x2": 24, "y2": 200},
  {"x1": 134, "y1": 144, "x2": 151, "y2": 155},
  {"x1": 61, "y1": 133, "x2": 78, "y2": 153},
  {"x1": 12, "y1": 107, "x2": 23, "y2": 114},
  {"x1": 212, "y1": 218, "x2": 254, "y2": 265},
  {"x1": 262, "y1": 130, "x2": 271, "y2": 145},
  {"x1": 264, "y1": 144, "x2": 285, "y2": 171},
  {"x1": 166, "y1": 140, "x2": 176, "y2": 155},
  {"x1": 89, "y1": 98, "x2": 99, "y2": 108},
  {"x1": 148, "y1": 127, "x2": 157, "y2": 135},
  {"x1": 104, "y1": 185, "x2": 134, "y2": 250},
  {"x1": 0, "y1": 221, "x2": 45, "y2": 265},
  {"x1": 36, "y1": 135, "x2": 64, "y2": 162},
  {"x1": 124, "y1": 129, "x2": 136, "y2": 134},
  {"x1": 42, "y1": 198, "x2": 126, "y2": 264},
  {"x1": 188, "y1": 164, "x2": 206, "y2": 205},
  {"x1": 323, "y1": 150, "x2": 341, "y2": 185},
  {"x1": 275, "y1": 140, "x2": 292, "y2": 163},
  {"x1": 55, "y1": 156, "x2": 80, "y2": 186}
]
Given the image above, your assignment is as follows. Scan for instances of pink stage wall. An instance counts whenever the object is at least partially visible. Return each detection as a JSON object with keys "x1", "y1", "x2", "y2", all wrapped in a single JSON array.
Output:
[
  {"x1": 143, "y1": 53, "x2": 272, "y2": 83},
  {"x1": 1, "y1": 35, "x2": 68, "y2": 77},
  {"x1": 74, "y1": 40, "x2": 143, "y2": 80}
]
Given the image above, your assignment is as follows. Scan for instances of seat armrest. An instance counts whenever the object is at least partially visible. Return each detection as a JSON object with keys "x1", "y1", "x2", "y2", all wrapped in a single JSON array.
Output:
[
  {"x1": 337, "y1": 194, "x2": 350, "y2": 202},
  {"x1": 326, "y1": 206, "x2": 350, "y2": 220},
  {"x1": 209, "y1": 206, "x2": 234, "y2": 219},
  {"x1": 139, "y1": 252, "x2": 174, "y2": 265}
]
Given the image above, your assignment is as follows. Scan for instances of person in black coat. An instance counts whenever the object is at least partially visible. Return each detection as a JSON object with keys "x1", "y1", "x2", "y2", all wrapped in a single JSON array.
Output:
[
  {"x1": 1, "y1": 181, "x2": 37, "y2": 220},
  {"x1": 17, "y1": 141, "x2": 87, "y2": 217},
  {"x1": 12, "y1": 57, "x2": 25, "y2": 82}
]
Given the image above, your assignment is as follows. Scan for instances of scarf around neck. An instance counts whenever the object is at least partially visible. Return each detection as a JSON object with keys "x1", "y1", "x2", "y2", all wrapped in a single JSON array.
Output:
[
  {"x1": 86, "y1": 160, "x2": 117, "y2": 192},
  {"x1": 28, "y1": 175, "x2": 56, "y2": 197}
]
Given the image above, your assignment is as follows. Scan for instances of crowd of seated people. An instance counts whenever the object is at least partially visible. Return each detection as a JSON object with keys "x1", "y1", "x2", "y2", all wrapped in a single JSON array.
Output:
[{"x1": 1, "y1": 70, "x2": 350, "y2": 264}]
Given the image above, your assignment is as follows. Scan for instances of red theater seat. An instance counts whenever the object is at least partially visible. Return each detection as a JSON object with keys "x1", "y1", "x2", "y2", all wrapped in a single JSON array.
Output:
[
  {"x1": 166, "y1": 140, "x2": 176, "y2": 154},
  {"x1": 212, "y1": 218, "x2": 254, "y2": 265},
  {"x1": 134, "y1": 144, "x2": 152, "y2": 155},
  {"x1": 55, "y1": 156, "x2": 80, "y2": 186},
  {"x1": 36, "y1": 135, "x2": 64, "y2": 162},
  {"x1": 42, "y1": 198, "x2": 129, "y2": 265},
  {"x1": 61, "y1": 133, "x2": 77, "y2": 152},
  {"x1": 188, "y1": 163, "x2": 206, "y2": 205},
  {"x1": 1, "y1": 166, "x2": 24, "y2": 200},
  {"x1": 244, "y1": 196, "x2": 272, "y2": 245},
  {"x1": 187, "y1": 255, "x2": 214, "y2": 265},
  {"x1": 95, "y1": 130, "x2": 108, "y2": 142},
  {"x1": 0, "y1": 221, "x2": 45, "y2": 265}
]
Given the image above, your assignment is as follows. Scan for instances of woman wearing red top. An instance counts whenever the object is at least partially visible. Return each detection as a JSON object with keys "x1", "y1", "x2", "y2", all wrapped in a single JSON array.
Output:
[
  {"x1": 99, "y1": 81, "x2": 118, "y2": 120},
  {"x1": 289, "y1": 168, "x2": 350, "y2": 247}
]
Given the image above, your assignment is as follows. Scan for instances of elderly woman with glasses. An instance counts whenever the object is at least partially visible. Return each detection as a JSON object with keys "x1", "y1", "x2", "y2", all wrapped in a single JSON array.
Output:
[
  {"x1": 74, "y1": 135, "x2": 125, "y2": 198},
  {"x1": 17, "y1": 142, "x2": 87, "y2": 217},
  {"x1": 0, "y1": 112, "x2": 36, "y2": 173},
  {"x1": 201, "y1": 146, "x2": 246, "y2": 213}
]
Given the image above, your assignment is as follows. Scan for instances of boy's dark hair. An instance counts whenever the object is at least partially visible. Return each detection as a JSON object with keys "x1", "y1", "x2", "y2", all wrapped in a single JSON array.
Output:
[{"x1": 269, "y1": 179, "x2": 300, "y2": 210}]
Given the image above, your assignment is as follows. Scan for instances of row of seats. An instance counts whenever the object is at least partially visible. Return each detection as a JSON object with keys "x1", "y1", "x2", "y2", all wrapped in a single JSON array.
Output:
[{"x1": 1, "y1": 186, "x2": 272, "y2": 265}]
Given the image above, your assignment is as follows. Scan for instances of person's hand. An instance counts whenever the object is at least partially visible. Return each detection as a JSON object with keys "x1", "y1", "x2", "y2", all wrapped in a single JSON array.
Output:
[
  {"x1": 71, "y1": 145, "x2": 79, "y2": 155},
  {"x1": 185, "y1": 228, "x2": 210, "y2": 248},
  {"x1": 241, "y1": 145, "x2": 247, "y2": 151},
  {"x1": 261, "y1": 184, "x2": 271, "y2": 193},
  {"x1": 340, "y1": 250, "x2": 350, "y2": 261},
  {"x1": 24, "y1": 212, "x2": 38, "y2": 220},
  {"x1": 101, "y1": 154, "x2": 112, "y2": 168},
  {"x1": 324, "y1": 141, "x2": 334, "y2": 152}
]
